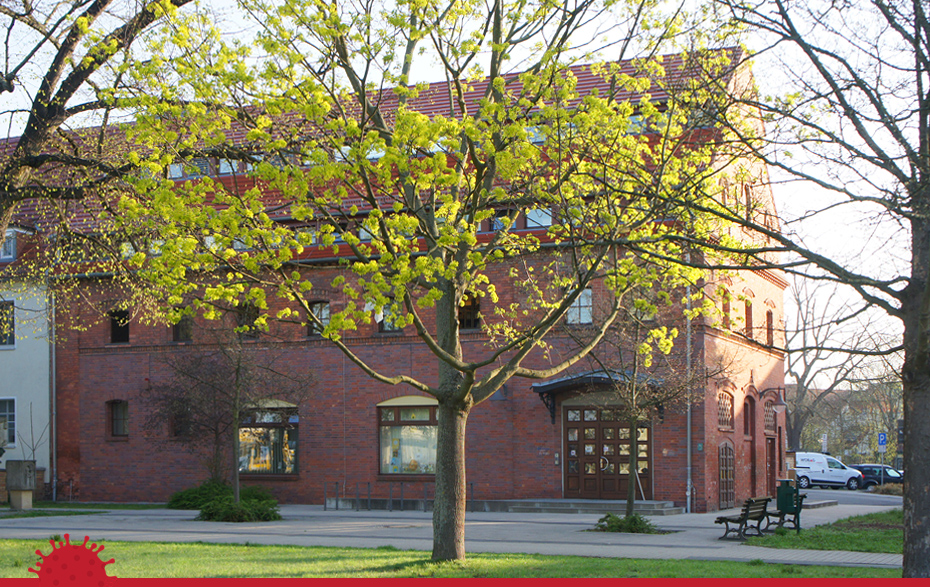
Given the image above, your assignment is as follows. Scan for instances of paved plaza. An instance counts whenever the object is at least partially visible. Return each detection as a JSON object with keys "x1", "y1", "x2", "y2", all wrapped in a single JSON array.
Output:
[{"x1": 0, "y1": 500, "x2": 903, "y2": 570}]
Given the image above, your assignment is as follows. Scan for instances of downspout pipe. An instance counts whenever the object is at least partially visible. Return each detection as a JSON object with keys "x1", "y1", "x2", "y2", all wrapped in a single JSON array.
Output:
[
  {"x1": 48, "y1": 275, "x2": 57, "y2": 502},
  {"x1": 685, "y1": 251, "x2": 693, "y2": 514}
]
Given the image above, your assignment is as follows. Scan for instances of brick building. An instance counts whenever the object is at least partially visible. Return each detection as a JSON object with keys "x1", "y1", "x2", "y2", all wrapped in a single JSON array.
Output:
[
  {"x1": 51, "y1": 256, "x2": 785, "y2": 512},
  {"x1": 29, "y1": 53, "x2": 786, "y2": 512}
]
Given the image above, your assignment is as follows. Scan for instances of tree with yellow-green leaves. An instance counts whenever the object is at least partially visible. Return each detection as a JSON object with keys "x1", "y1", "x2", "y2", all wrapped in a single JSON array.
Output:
[
  {"x1": 0, "y1": 0, "x2": 204, "y2": 234},
  {"x1": 13, "y1": 0, "x2": 764, "y2": 562}
]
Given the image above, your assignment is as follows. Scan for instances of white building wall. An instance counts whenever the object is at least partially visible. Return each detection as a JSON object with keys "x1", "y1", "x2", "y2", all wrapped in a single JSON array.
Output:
[{"x1": 0, "y1": 281, "x2": 51, "y2": 483}]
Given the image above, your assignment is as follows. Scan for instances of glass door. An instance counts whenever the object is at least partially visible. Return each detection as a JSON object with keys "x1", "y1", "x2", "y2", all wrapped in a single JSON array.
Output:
[{"x1": 563, "y1": 407, "x2": 651, "y2": 500}]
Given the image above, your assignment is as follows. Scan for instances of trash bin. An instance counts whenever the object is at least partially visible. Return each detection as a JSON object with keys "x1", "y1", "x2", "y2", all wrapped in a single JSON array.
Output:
[{"x1": 776, "y1": 478, "x2": 797, "y2": 513}]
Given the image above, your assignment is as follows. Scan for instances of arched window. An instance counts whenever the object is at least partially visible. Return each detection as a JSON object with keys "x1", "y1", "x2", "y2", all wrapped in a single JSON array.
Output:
[
  {"x1": 744, "y1": 299, "x2": 753, "y2": 339},
  {"x1": 717, "y1": 392, "x2": 734, "y2": 429},
  {"x1": 743, "y1": 183, "x2": 753, "y2": 221},
  {"x1": 764, "y1": 401, "x2": 776, "y2": 434},
  {"x1": 766, "y1": 310, "x2": 775, "y2": 346},
  {"x1": 721, "y1": 290, "x2": 731, "y2": 330},
  {"x1": 744, "y1": 397, "x2": 755, "y2": 437}
]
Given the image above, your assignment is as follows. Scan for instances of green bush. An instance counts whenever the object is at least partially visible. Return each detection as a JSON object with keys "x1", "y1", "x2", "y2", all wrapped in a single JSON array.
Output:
[
  {"x1": 196, "y1": 496, "x2": 282, "y2": 522},
  {"x1": 168, "y1": 480, "x2": 231, "y2": 510},
  {"x1": 168, "y1": 481, "x2": 277, "y2": 510},
  {"x1": 593, "y1": 513, "x2": 661, "y2": 534}
]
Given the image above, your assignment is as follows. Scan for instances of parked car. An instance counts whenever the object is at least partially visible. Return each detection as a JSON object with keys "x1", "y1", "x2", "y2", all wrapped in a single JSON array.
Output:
[
  {"x1": 849, "y1": 464, "x2": 904, "y2": 488},
  {"x1": 792, "y1": 452, "x2": 864, "y2": 490}
]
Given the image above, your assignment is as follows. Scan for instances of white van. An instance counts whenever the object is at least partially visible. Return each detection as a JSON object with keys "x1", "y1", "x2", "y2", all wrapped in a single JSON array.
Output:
[{"x1": 793, "y1": 452, "x2": 864, "y2": 490}]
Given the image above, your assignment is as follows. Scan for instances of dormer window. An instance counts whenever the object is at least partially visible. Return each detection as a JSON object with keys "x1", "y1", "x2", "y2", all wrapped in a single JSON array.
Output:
[{"x1": 1, "y1": 231, "x2": 15, "y2": 260}]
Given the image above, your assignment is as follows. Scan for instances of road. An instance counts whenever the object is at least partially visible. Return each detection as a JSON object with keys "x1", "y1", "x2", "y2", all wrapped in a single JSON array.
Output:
[{"x1": 805, "y1": 488, "x2": 903, "y2": 508}]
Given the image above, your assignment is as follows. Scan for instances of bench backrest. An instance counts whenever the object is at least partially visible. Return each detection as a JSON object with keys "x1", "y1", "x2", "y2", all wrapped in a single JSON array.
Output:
[{"x1": 746, "y1": 497, "x2": 771, "y2": 518}]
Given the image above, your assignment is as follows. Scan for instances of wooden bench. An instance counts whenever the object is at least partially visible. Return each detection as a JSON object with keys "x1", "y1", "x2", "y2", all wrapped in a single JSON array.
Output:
[
  {"x1": 715, "y1": 497, "x2": 771, "y2": 539},
  {"x1": 764, "y1": 492, "x2": 807, "y2": 533}
]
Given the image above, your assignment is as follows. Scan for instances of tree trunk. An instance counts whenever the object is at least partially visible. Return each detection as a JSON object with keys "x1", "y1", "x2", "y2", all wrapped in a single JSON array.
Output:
[
  {"x1": 786, "y1": 413, "x2": 805, "y2": 452},
  {"x1": 902, "y1": 373, "x2": 930, "y2": 576},
  {"x1": 231, "y1": 403, "x2": 241, "y2": 503},
  {"x1": 626, "y1": 419, "x2": 638, "y2": 517},
  {"x1": 432, "y1": 399, "x2": 469, "y2": 561},
  {"x1": 902, "y1": 212, "x2": 930, "y2": 577}
]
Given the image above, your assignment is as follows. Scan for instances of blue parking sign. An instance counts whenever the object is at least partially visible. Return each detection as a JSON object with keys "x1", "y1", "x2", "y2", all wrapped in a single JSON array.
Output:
[{"x1": 878, "y1": 432, "x2": 887, "y2": 446}]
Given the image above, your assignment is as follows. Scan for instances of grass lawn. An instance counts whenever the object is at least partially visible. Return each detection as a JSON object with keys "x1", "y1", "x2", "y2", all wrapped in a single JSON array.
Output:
[
  {"x1": 745, "y1": 509, "x2": 903, "y2": 554},
  {"x1": 0, "y1": 540, "x2": 901, "y2": 578}
]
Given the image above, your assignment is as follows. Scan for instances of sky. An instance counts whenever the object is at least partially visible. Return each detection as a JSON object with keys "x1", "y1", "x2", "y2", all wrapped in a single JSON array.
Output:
[{"x1": 2, "y1": 0, "x2": 909, "y2": 380}]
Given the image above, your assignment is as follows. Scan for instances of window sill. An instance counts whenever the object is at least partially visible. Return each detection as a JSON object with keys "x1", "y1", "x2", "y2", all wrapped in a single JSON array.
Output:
[
  {"x1": 239, "y1": 473, "x2": 300, "y2": 481},
  {"x1": 376, "y1": 474, "x2": 435, "y2": 482},
  {"x1": 106, "y1": 436, "x2": 129, "y2": 442}
]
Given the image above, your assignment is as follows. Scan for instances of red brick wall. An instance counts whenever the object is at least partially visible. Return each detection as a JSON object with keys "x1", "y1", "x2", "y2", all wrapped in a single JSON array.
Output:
[{"x1": 54, "y1": 261, "x2": 786, "y2": 512}]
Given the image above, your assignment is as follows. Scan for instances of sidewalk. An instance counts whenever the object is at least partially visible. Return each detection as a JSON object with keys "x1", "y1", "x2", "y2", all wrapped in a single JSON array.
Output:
[{"x1": 0, "y1": 502, "x2": 902, "y2": 570}]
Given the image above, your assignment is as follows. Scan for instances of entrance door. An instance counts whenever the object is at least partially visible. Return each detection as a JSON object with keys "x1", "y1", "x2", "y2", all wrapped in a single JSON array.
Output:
[
  {"x1": 563, "y1": 407, "x2": 651, "y2": 499},
  {"x1": 766, "y1": 438, "x2": 777, "y2": 494},
  {"x1": 719, "y1": 442, "x2": 735, "y2": 509}
]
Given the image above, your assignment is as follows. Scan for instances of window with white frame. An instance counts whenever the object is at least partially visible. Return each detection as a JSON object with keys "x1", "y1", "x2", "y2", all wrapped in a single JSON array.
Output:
[
  {"x1": 0, "y1": 231, "x2": 15, "y2": 260},
  {"x1": 1, "y1": 301, "x2": 15, "y2": 346},
  {"x1": 566, "y1": 288, "x2": 593, "y2": 324},
  {"x1": 378, "y1": 302, "x2": 403, "y2": 333},
  {"x1": 0, "y1": 398, "x2": 14, "y2": 444},
  {"x1": 307, "y1": 301, "x2": 330, "y2": 336},
  {"x1": 525, "y1": 208, "x2": 552, "y2": 228}
]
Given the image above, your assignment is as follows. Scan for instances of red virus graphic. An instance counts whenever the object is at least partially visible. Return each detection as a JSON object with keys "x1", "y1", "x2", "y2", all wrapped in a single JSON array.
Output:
[{"x1": 29, "y1": 533, "x2": 115, "y2": 586}]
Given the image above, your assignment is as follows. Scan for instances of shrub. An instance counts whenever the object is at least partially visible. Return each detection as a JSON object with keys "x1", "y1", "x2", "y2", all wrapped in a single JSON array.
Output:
[
  {"x1": 168, "y1": 481, "x2": 277, "y2": 510},
  {"x1": 196, "y1": 496, "x2": 282, "y2": 522},
  {"x1": 168, "y1": 480, "x2": 231, "y2": 510},
  {"x1": 593, "y1": 513, "x2": 661, "y2": 534},
  {"x1": 240, "y1": 485, "x2": 276, "y2": 502},
  {"x1": 871, "y1": 483, "x2": 903, "y2": 496}
]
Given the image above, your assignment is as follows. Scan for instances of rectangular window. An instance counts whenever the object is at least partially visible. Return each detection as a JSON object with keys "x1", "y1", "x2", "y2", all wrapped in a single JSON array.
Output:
[
  {"x1": 167, "y1": 163, "x2": 185, "y2": 179},
  {"x1": 217, "y1": 159, "x2": 237, "y2": 175},
  {"x1": 190, "y1": 158, "x2": 210, "y2": 177},
  {"x1": 490, "y1": 209, "x2": 510, "y2": 232},
  {"x1": 307, "y1": 301, "x2": 330, "y2": 336},
  {"x1": 237, "y1": 303, "x2": 260, "y2": 339},
  {"x1": 168, "y1": 158, "x2": 210, "y2": 179},
  {"x1": 0, "y1": 301, "x2": 14, "y2": 346},
  {"x1": 379, "y1": 406, "x2": 437, "y2": 475},
  {"x1": 109, "y1": 310, "x2": 130, "y2": 344},
  {"x1": 459, "y1": 295, "x2": 480, "y2": 330},
  {"x1": 0, "y1": 398, "x2": 15, "y2": 444},
  {"x1": 525, "y1": 208, "x2": 552, "y2": 228},
  {"x1": 1, "y1": 231, "x2": 15, "y2": 260},
  {"x1": 566, "y1": 288, "x2": 593, "y2": 325},
  {"x1": 172, "y1": 314, "x2": 194, "y2": 342},
  {"x1": 109, "y1": 400, "x2": 129, "y2": 437},
  {"x1": 379, "y1": 305, "x2": 403, "y2": 333},
  {"x1": 239, "y1": 407, "x2": 298, "y2": 475}
]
